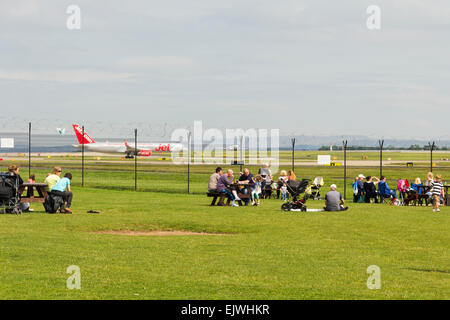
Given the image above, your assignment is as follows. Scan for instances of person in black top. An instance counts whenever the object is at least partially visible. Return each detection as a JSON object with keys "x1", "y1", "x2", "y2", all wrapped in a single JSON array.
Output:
[
  {"x1": 238, "y1": 168, "x2": 254, "y2": 206},
  {"x1": 363, "y1": 176, "x2": 380, "y2": 203},
  {"x1": 363, "y1": 175, "x2": 378, "y2": 202},
  {"x1": 6, "y1": 165, "x2": 31, "y2": 212}
]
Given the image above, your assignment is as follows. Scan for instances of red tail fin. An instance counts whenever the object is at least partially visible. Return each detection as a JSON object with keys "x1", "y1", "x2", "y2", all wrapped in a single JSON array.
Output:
[{"x1": 72, "y1": 124, "x2": 95, "y2": 144}]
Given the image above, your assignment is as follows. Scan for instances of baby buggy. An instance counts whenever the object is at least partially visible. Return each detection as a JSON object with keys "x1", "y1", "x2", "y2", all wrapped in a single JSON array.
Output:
[
  {"x1": 308, "y1": 176, "x2": 324, "y2": 200},
  {"x1": 0, "y1": 173, "x2": 22, "y2": 214},
  {"x1": 281, "y1": 179, "x2": 310, "y2": 212}
]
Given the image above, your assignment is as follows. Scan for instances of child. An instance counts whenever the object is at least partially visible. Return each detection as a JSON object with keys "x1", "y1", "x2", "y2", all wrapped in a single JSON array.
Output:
[
  {"x1": 431, "y1": 174, "x2": 444, "y2": 212},
  {"x1": 251, "y1": 175, "x2": 263, "y2": 206},
  {"x1": 280, "y1": 183, "x2": 288, "y2": 201},
  {"x1": 27, "y1": 174, "x2": 36, "y2": 183}
]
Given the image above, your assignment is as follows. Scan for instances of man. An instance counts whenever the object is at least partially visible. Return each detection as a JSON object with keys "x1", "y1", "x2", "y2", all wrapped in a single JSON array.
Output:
[
  {"x1": 51, "y1": 173, "x2": 73, "y2": 213},
  {"x1": 44, "y1": 167, "x2": 62, "y2": 190},
  {"x1": 238, "y1": 168, "x2": 253, "y2": 206},
  {"x1": 378, "y1": 176, "x2": 397, "y2": 201},
  {"x1": 6, "y1": 165, "x2": 32, "y2": 212},
  {"x1": 208, "y1": 167, "x2": 223, "y2": 192},
  {"x1": 258, "y1": 163, "x2": 273, "y2": 197},
  {"x1": 217, "y1": 169, "x2": 240, "y2": 207},
  {"x1": 353, "y1": 174, "x2": 365, "y2": 202},
  {"x1": 324, "y1": 184, "x2": 348, "y2": 211}
]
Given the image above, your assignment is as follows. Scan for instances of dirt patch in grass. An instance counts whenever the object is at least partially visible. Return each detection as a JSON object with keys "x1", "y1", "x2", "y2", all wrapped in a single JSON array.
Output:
[{"x1": 93, "y1": 230, "x2": 230, "y2": 236}]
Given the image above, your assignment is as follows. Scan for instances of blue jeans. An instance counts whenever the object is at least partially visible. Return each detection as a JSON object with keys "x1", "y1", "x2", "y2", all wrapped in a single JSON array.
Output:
[{"x1": 221, "y1": 189, "x2": 234, "y2": 200}]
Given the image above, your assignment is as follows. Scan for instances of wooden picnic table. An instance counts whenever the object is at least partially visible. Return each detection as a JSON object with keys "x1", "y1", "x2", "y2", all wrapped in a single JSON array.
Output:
[{"x1": 19, "y1": 183, "x2": 48, "y2": 203}]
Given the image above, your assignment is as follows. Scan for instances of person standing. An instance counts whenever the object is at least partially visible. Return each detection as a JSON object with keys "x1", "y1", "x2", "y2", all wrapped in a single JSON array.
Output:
[
  {"x1": 431, "y1": 174, "x2": 444, "y2": 212},
  {"x1": 353, "y1": 174, "x2": 365, "y2": 202}
]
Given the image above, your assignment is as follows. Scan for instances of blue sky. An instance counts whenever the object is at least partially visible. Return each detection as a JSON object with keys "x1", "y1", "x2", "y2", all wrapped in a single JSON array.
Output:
[{"x1": 1, "y1": 0, "x2": 450, "y2": 139}]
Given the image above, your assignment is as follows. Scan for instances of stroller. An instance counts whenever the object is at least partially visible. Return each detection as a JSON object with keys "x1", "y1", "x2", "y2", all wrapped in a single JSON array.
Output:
[
  {"x1": 281, "y1": 179, "x2": 310, "y2": 212},
  {"x1": 0, "y1": 173, "x2": 22, "y2": 214},
  {"x1": 308, "y1": 176, "x2": 324, "y2": 200}
]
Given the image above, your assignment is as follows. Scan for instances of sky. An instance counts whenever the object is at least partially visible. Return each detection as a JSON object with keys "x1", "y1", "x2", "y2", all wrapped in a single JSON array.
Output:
[{"x1": 1, "y1": 0, "x2": 450, "y2": 139}]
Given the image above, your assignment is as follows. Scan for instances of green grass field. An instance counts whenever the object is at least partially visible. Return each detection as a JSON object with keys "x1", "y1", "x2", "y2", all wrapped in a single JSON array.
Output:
[{"x1": 0, "y1": 153, "x2": 449, "y2": 299}]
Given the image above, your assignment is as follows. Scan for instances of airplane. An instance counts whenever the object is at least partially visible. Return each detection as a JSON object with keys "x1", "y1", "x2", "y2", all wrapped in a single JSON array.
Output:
[{"x1": 71, "y1": 124, "x2": 184, "y2": 158}]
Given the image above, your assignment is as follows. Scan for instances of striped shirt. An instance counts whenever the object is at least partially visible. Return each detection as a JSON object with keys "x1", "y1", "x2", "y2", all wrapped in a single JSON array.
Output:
[{"x1": 431, "y1": 181, "x2": 443, "y2": 196}]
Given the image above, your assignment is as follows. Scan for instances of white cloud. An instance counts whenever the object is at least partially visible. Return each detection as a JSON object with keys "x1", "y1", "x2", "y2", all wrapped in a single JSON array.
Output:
[
  {"x1": 116, "y1": 56, "x2": 196, "y2": 70},
  {"x1": 0, "y1": 69, "x2": 134, "y2": 83}
]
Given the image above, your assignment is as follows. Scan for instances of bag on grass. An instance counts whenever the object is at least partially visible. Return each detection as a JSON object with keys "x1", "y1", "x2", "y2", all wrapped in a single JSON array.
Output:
[
  {"x1": 44, "y1": 194, "x2": 64, "y2": 213},
  {"x1": 0, "y1": 179, "x2": 13, "y2": 200}
]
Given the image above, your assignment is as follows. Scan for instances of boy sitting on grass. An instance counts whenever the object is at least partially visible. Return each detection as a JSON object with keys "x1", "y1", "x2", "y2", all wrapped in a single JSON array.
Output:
[{"x1": 51, "y1": 173, "x2": 73, "y2": 213}]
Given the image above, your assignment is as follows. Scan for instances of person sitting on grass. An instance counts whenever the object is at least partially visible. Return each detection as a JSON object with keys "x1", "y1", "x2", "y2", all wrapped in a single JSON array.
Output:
[
  {"x1": 250, "y1": 175, "x2": 263, "y2": 206},
  {"x1": 363, "y1": 176, "x2": 379, "y2": 203},
  {"x1": 217, "y1": 169, "x2": 240, "y2": 207},
  {"x1": 324, "y1": 184, "x2": 348, "y2": 211},
  {"x1": 44, "y1": 167, "x2": 61, "y2": 191},
  {"x1": 51, "y1": 173, "x2": 73, "y2": 213},
  {"x1": 378, "y1": 176, "x2": 397, "y2": 201}
]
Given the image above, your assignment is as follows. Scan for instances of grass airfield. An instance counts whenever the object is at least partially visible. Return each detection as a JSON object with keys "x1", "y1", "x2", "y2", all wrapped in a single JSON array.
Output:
[{"x1": 0, "y1": 151, "x2": 449, "y2": 299}]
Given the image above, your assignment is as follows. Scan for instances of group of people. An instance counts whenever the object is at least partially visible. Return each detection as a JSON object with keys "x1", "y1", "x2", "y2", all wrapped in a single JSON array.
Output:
[
  {"x1": 208, "y1": 167, "x2": 262, "y2": 207},
  {"x1": 44, "y1": 167, "x2": 74, "y2": 213},
  {"x1": 353, "y1": 172, "x2": 445, "y2": 212},
  {"x1": 208, "y1": 164, "x2": 349, "y2": 211},
  {"x1": 208, "y1": 164, "x2": 294, "y2": 207},
  {"x1": 3, "y1": 165, "x2": 73, "y2": 213}
]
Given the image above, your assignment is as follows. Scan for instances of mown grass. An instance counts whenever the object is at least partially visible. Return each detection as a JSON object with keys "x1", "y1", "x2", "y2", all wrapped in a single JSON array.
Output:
[
  {"x1": 0, "y1": 157, "x2": 449, "y2": 299},
  {"x1": 0, "y1": 185, "x2": 449, "y2": 300}
]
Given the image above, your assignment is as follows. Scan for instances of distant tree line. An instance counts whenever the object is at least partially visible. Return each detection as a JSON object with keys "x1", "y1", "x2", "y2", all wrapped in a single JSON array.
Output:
[{"x1": 319, "y1": 145, "x2": 450, "y2": 151}]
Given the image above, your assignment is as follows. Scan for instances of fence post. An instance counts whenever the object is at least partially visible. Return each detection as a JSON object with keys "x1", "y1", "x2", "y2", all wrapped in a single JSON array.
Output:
[
  {"x1": 28, "y1": 122, "x2": 31, "y2": 177},
  {"x1": 135, "y1": 128, "x2": 138, "y2": 191},
  {"x1": 239, "y1": 135, "x2": 243, "y2": 173},
  {"x1": 379, "y1": 139, "x2": 384, "y2": 178},
  {"x1": 187, "y1": 131, "x2": 192, "y2": 194},
  {"x1": 343, "y1": 140, "x2": 348, "y2": 200},
  {"x1": 291, "y1": 138, "x2": 296, "y2": 172},
  {"x1": 429, "y1": 141, "x2": 436, "y2": 172}
]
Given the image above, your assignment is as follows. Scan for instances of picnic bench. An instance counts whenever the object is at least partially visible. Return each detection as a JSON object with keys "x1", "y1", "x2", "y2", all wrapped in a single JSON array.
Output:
[
  {"x1": 19, "y1": 183, "x2": 48, "y2": 203},
  {"x1": 207, "y1": 183, "x2": 252, "y2": 206}
]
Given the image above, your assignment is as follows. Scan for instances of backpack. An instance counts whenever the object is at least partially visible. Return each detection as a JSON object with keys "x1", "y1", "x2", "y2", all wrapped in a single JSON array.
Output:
[
  {"x1": 44, "y1": 194, "x2": 64, "y2": 213},
  {"x1": 0, "y1": 177, "x2": 13, "y2": 200}
]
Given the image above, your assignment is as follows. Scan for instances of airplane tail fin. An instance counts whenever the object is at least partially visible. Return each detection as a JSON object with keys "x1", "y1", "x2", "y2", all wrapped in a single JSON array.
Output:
[{"x1": 72, "y1": 124, "x2": 95, "y2": 144}]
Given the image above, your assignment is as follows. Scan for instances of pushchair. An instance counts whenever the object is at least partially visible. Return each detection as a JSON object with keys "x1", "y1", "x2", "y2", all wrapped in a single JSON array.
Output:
[
  {"x1": 0, "y1": 173, "x2": 22, "y2": 214},
  {"x1": 281, "y1": 179, "x2": 310, "y2": 212},
  {"x1": 308, "y1": 176, "x2": 324, "y2": 200}
]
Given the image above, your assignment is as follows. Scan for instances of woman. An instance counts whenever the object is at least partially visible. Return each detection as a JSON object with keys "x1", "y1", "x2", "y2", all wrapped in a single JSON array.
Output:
[
  {"x1": 363, "y1": 176, "x2": 379, "y2": 203},
  {"x1": 288, "y1": 170, "x2": 296, "y2": 181},
  {"x1": 276, "y1": 170, "x2": 289, "y2": 199}
]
